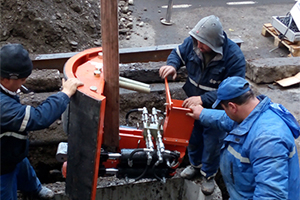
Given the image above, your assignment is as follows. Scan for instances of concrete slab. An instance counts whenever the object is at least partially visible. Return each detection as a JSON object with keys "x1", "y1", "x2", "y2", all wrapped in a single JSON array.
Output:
[
  {"x1": 246, "y1": 57, "x2": 300, "y2": 83},
  {"x1": 48, "y1": 176, "x2": 222, "y2": 200}
]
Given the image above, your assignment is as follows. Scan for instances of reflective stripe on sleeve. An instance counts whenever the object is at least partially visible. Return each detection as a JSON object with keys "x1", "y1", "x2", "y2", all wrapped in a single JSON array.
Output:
[
  {"x1": 0, "y1": 132, "x2": 28, "y2": 140},
  {"x1": 176, "y1": 46, "x2": 185, "y2": 66},
  {"x1": 227, "y1": 145, "x2": 296, "y2": 164},
  {"x1": 289, "y1": 146, "x2": 296, "y2": 158},
  {"x1": 188, "y1": 77, "x2": 217, "y2": 92},
  {"x1": 227, "y1": 145, "x2": 250, "y2": 164},
  {"x1": 19, "y1": 105, "x2": 31, "y2": 132}
]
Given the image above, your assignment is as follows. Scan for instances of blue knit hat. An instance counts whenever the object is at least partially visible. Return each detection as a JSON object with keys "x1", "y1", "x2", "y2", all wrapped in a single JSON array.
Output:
[{"x1": 212, "y1": 77, "x2": 250, "y2": 108}]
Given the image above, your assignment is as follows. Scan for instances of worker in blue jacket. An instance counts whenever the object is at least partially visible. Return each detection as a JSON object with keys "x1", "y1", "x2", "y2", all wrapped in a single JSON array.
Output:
[
  {"x1": 0, "y1": 44, "x2": 83, "y2": 200},
  {"x1": 187, "y1": 76, "x2": 300, "y2": 199},
  {"x1": 159, "y1": 15, "x2": 246, "y2": 195}
]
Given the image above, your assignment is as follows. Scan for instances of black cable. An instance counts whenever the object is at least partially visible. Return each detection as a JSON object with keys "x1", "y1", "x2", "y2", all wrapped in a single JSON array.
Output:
[
  {"x1": 134, "y1": 165, "x2": 149, "y2": 181},
  {"x1": 125, "y1": 108, "x2": 140, "y2": 126},
  {"x1": 152, "y1": 163, "x2": 163, "y2": 182},
  {"x1": 127, "y1": 148, "x2": 145, "y2": 166},
  {"x1": 127, "y1": 148, "x2": 150, "y2": 181}
]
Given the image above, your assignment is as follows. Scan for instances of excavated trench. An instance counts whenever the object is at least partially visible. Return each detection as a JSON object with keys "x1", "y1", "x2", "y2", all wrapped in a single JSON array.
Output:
[
  {"x1": 20, "y1": 57, "x2": 300, "y2": 200},
  {"x1": 20, "y1": 61, "x2": 225, "y2": 200}
]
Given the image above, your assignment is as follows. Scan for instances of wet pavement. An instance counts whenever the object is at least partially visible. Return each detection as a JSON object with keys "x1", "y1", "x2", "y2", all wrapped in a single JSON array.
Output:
[{"x1": 120, "y1": 0, "x2": 297, "y2": 60}]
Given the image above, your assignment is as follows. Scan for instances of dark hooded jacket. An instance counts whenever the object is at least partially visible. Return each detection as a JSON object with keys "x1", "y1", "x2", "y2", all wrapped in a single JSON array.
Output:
[
  {"x1": 166, "y1": 15, "x2": 246, "y2": 108},
  {"x1": 0, "y1": 87, "x2": 70, "y2": 175}
]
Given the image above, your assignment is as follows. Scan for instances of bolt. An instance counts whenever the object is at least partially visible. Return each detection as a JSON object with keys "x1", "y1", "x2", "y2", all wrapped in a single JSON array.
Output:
[
  {"x1": 94, "y1": 70, "x2": 101, "y2": 77},
  {"x1": 98, "y1": 52, "x2": 103, "y2": 59},
  {"x1": 90, "y1": 86, "x2": 97, "y2": 92},
  {"x1": 95, "y1": 63, "x2": 103, "y2": 71}
]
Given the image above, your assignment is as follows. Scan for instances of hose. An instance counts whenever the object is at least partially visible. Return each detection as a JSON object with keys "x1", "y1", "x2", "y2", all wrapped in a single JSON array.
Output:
[
  {"x1": 125, "y1": 108, "x2": 141, "y2": 126},
  {"x1": 134, "y1": 165, "x2": 149, "y2": 181},
  {"x1": 152, "y1": 163, "x2": 163, "y2": 182},
  {"x1": 127, "y1": 148, "x2": 148, "y2": 167}
]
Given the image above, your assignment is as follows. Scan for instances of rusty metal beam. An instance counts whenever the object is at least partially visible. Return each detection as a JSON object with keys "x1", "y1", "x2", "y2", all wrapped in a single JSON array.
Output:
[
  {"x1": 119, "y1": 44, "x2": 177, "y2": 63},
  {"x1": 31, "y1": 44, "x2": 177, "y2": 72},
  {"x1": 31, "y1": 39, "x2": 243, "y2": 72}
]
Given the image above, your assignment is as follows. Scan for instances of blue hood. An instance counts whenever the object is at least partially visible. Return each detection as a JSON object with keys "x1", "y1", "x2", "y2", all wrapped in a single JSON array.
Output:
[{"x1": 270, "y1": 102, "x2": 300, "y2": 139}]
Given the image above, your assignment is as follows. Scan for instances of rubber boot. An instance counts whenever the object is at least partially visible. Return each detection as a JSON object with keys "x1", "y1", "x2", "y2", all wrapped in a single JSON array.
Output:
[
  {"x1": 180, "y1": 165, "x2": 199, "y2": 179},
  {"x1": 38, "y1": 186, "x2": 54, "y2": 199},
  {"x1": 201, "y1": 176, "x2": 215, "y2": 195}
]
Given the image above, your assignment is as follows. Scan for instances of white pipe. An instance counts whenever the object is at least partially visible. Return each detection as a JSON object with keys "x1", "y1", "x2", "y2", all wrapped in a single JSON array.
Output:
[
  {"x1": 119, "y1": 76, "x2": 150, "y2": 88},
  {"x1": 119, "y1": 80, "x2": 151, "y2": 93}
]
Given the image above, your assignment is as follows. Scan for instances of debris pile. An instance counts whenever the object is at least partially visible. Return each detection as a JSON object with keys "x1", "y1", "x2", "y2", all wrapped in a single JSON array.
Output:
[{"x1": 0, "y1": 0, "x2": 141, "y2": 54}]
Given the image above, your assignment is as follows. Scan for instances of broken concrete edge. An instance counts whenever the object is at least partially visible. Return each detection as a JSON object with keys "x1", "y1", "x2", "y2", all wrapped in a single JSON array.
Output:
[
  {"x1": 246, "y1": 57, "x2": 300, "y2": 84},
  {"x1": 26, "y1": 56, "x2": 300, "y2": 93},
  {"x1": 23, "y1": 62, "x2": 188, "y2": 92},
  {"x1": 45, "y1": 175, "x2": 222, "y2": 200}
]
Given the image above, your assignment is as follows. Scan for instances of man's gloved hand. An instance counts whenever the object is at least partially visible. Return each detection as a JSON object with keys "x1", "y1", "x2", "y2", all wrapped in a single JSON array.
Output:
[{"x1": 182, "y1": 96, "x2": 203, "y2": 108}]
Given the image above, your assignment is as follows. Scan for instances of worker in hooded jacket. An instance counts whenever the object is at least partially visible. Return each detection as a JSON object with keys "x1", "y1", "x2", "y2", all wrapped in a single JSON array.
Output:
[
  {"x1": 187, "y1": 76, "x2": 300, "y2": 199},
  {"x1": 0, "y1": 43, "x2": 83, "y2": 199},
  {"x1": 159, "y1": 15, "x2": 246, "y2": 195}
]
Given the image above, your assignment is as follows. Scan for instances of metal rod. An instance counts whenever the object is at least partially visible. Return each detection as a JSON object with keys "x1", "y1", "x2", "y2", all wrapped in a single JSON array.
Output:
[
  {"x1": 161, "y1": 0, "x2": 173, "y2": 26},
  {"x1": 105, "y1": 168, "x2": 119, "y2": 175},
  {"x1": 165, "y1": 0, "x2": 173, "y2": 23},
  {"x1": 108, "y1": 153, "x2": 122, "y2": 159}
]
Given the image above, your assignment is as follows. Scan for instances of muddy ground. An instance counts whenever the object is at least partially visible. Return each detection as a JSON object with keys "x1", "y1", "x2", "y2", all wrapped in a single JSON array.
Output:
[
  {"x1": 0, "y1": 0, "x2": 139, "y2": 53},
  {"x1": 1, "y1": 0, "x2": 300, "y2": 199}
]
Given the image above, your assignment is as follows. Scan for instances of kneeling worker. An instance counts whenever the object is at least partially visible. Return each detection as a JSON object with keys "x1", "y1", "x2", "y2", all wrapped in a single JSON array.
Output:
[
  {"x1": 187, "y1": 76, "x2": 300, "y2": 199},
  {"x1": 0, "y1": 44, "x2": 83, "y2": 199}
]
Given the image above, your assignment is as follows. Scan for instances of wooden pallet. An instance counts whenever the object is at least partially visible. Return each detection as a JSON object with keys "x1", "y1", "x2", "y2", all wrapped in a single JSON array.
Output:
[{"x1": 261, "y1": 23, "x2": 300, "y2": 57}]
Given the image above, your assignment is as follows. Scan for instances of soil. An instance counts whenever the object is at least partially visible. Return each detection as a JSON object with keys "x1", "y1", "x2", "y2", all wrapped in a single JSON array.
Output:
[
  {"x1": 0, "y1": 0, "x2": 136, "y2": 53},
  {"x1": 2, "y1": 0, "x2": 299, "y2": 199},
  {"x1": 1, "y1": 0, "x2": 170, "y2": 198}
]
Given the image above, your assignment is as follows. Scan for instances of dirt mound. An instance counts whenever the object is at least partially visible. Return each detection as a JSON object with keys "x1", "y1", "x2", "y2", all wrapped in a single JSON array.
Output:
[{"x1": 0, "y1": 0, "x2": 134, "y2": 54}]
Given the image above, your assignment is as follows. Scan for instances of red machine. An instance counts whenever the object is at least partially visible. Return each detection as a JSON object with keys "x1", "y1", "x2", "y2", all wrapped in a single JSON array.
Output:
[{"x1": 60, "y1": 47, "x2": 194, "y2": 200}]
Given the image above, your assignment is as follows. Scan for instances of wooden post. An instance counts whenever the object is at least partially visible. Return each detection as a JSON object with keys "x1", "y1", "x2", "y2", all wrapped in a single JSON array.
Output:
[{"x1": 101, "y1": 0, "x2": 119, "y2": 151}]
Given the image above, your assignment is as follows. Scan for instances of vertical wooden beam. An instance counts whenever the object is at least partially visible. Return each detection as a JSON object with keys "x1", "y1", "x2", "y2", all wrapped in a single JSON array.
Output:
[{"x1": 101, "y1": 0, "x2": 119, "y2": 150}]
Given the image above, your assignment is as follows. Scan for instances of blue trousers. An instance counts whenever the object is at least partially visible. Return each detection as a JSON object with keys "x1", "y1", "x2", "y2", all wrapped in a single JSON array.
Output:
[
  {"x1": 188, "y1": 120, "x2": 226, "y2": 178},
  {"x1": 0, "y1": 158, "x2": 42, "y2": 200}
]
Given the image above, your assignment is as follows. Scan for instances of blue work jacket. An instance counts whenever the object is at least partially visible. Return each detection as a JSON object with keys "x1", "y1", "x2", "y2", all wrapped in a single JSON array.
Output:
[
  {"x1": 199, "y1": 95, "x2": 300, "y2": 199},
  {"x1": 166, "y1": 32, "x2": 246, "y2": 108},
  {"x1": 0, "y1": 88, "x2": 70, "y2": 175}
]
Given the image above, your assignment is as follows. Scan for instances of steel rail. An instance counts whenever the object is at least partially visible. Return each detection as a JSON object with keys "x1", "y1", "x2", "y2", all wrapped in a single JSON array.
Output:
[
  {"x1": 31, "y1": 44, "x2": 178, "y2": 72},
  {"x1": 31, "y1": 39, "x2": 242, "y2": 72}
]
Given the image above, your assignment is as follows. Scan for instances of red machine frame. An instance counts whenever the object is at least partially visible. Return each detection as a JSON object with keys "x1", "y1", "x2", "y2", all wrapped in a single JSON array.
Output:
[{"x1": 63, "y1": 47, "x2": 194, "y2": 200}]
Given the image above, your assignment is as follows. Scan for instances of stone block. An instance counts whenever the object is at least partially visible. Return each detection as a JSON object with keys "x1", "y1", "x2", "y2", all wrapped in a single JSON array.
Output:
[
  {"x1": 246, "y1": 57, "x2": 300, "y2": 84},
  {"x1": 25, "y1": 69, "x2": 62, "y2": 92}
]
